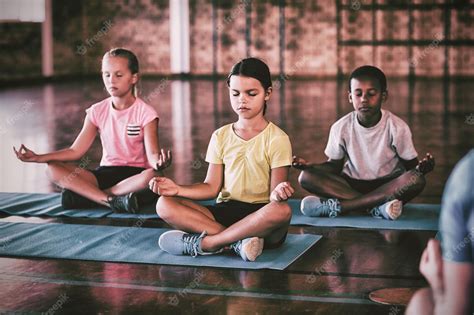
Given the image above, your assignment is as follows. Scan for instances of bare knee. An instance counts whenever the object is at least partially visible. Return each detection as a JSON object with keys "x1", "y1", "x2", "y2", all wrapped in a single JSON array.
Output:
[
  {"x1": 141, "y1": 168, "x2": 157, "y2": 180},
  {"x1": 45, "y1": 161, "x2": 65, "y2": 181},
  {"x1": 398, "y1": 170, "x2": 427, "y2": 201},
  {"x1": 263, "y1": 203, "x2": 291, "y2": 248},
  {"x1": 267, "y1": 201, "x2": 292, "y2": 225},
  {"x1": 298, "y1": 170, "x2": 316, "y2": 191},
  {"x1": 406, "y1": 288, "x2": 434, "y2": 315},
  {"x1": 156, "y1": 196, "x2": 178, "y2": 222}
]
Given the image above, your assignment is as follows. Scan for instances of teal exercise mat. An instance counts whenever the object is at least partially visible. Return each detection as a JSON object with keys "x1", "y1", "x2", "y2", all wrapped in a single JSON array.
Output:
[
  {"x1": 0, "y1": 192, "x2": 204, "y2": 220},
  {"x1": 0, "y1": 222, "x2": 321, "y2": 270},
  {"x1": 0, "y1": 193, "x2": 440, "y2": 230},
  {"x1": 104, "y1": 200, "x2": 215, "y2": 219},
  {"x1": 0, "y1": 192, "x2": 112, "y2": 218},
  {"x1": 289, "y1": 200, "x2": 440, "y2": 231}
]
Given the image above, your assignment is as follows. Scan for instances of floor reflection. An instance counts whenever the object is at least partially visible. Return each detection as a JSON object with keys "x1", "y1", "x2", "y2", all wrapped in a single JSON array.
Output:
[{"x1": 1, "y1": 78, "x2": 472, "y2": 203}]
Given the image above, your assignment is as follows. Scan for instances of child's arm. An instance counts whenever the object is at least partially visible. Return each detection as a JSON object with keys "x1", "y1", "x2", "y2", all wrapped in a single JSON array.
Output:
[
  {"x1": 14, "y1": 117, "x2": 97, "y2": 163},
  {"x1": 292, "y1": 156, "x2": 344, "y2": 174},
  {"x1": 143, "y1": 119, "x2": 172, "y2": 171},
  {"x1": 149, "y1": 163, "x2": 224, "y2": 200},
  {"x1": 400, "y1": 157, "x2": 418, "y2": 170},
  {"x1": 269, "y1": 166, "x2": 294, "y2": 202}
]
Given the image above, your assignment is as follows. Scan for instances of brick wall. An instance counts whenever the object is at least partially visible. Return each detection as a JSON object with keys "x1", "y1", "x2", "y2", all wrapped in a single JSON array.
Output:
[{"x1": 0, "y1": 0, "x2": 472, "y2": 80}]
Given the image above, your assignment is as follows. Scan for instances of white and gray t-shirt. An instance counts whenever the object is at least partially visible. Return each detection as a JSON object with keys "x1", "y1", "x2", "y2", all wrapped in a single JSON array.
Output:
[{"x1": 324, "y1": 109, "x2": 418, "y2": 180}]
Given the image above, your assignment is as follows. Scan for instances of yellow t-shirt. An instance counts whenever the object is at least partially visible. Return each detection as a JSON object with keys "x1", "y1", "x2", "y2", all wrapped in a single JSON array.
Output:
[{"x1": 205, "y1": 122, "x2": 292, "y2": 204}]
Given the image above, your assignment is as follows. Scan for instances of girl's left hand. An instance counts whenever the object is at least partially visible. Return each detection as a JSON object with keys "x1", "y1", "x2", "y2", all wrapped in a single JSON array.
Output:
[
  {"x1": 155, "y1": 149, "x2": 172, "y2": 171},
  {"x1": 270, "y1": 181, "x2": 294, "y2": 202}
]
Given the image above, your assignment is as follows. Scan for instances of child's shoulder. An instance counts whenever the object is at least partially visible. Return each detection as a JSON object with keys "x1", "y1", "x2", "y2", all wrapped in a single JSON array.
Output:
[
  {"x1": 213, "y1": 123, "x2": 233, "y2": 137},
  {"x1": 136, "y1": 97, "x2": 154, "y2": 108},
  {"x1": 132, "y1": 97, "x2": 157, "y2": 112},
  {"x1": 87, "y1": 97, "x2": 111, "y2": 112},
  {"x1": 266, "y1": 121, "x2": 289, "y2": 137},
  {"x1": 331, "y1": 111, "x2": 355, "y2": 130},
  {"x1": 383, "y1": 110, "x2": 410, "y2": 129}
]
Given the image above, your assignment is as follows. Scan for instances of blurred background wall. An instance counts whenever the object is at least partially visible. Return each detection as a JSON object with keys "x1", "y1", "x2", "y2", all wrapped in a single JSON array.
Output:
[{"x1": 0, "y1": 0, "x2": 473, "y2": 82}]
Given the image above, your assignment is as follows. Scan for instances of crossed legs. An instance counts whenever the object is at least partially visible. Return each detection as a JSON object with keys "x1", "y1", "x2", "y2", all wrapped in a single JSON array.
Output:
[
  {"x1": 46, "y1": 161, "x2": 157, "y2": 207},
  {"x1": 156, "y1": 196, "x2": 291, "y2": 252},
  {"x1": 298, "y1": 166, "x2": 426, "y2": 214}
]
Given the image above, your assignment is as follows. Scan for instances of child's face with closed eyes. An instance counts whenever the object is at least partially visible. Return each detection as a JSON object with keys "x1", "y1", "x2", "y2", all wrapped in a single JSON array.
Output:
[
  {"x1": 228, "y1": 75, "x2": 271, "y2": 119},
  {"x1": 349, "y1": 76, "x2": 387, "y2": 122},
  {"x1": 101, "y1": 56, "x2": 138, "y2": 98}
]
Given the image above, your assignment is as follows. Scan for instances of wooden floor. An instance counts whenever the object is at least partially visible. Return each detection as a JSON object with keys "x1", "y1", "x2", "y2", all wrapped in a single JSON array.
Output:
[
  {"x1": 0, "y1": 215, "x2": 433, "y2": 314},
  {"x1": 0, "y1": 78, "x2": 473, "y2": 313}
]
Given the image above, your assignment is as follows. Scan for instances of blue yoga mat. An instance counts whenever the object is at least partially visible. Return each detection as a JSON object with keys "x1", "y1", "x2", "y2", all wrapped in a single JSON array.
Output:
[
  {"x1": 0, "y1": 192, "x2": 112, "y2": 218},
  {"x1": 0, "y1": 222, "x2": 321, "y2": 270},
  {"x1": 0, "y1": 193, "x2": 440, "y2": 230},
  {"x1": 288, "y1": 200, "x2": 440, "y2": 230},
  {"x1": 0, "y1": 192, "x2": 201, "y2": 220}
]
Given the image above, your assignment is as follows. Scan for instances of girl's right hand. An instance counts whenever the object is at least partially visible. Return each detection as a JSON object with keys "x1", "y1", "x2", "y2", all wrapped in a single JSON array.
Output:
[
  {"x1": 155, "y1": 149, "x2": 172, "y2": 171},
  {"x1": 270, "y1": 181, "x2": 294, "y2": 202},
  {"x1": 13, "y1": 144, "x2": 39, "y2": 163},
  {"x1": 149, "y1": 177, "x2": 179, "y2": 196},
  {"x1": 292, "y1": 155, "x2": 310, "y2": 170}
]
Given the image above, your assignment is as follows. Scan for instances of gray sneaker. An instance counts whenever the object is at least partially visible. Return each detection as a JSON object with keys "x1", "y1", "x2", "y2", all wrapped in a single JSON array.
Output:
[
  {"x1": 300, "y1": 196, "x2": 341, "y2": 218},
  {"x1": 158, "y1": 230, "x2": 222, "y2": 257}
]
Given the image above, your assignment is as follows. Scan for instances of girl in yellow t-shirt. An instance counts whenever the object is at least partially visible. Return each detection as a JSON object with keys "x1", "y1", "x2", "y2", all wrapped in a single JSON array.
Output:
[{"x1": 150, "y1": 57, "x2": 294, "y2": 261}]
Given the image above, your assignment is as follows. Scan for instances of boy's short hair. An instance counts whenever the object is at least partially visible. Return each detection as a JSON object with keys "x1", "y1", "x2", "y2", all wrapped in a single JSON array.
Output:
[{"x1": 348, "y1": 65, "x2": 387, "y2": 92}]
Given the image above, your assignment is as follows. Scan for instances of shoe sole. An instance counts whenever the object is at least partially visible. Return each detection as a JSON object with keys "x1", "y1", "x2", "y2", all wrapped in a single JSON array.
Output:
[
  {"x1": 387, "y1": 200, "x2": 403, "y2": 220},
  {"x1": 241, "y1": 237, "x2": 264, "y2": 262}
]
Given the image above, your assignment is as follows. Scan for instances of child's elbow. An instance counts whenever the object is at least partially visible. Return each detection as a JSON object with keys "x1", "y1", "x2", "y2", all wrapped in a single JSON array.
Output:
[
  {"x1": 204, "y1": 182, "x2": 221, "y2": 199},
  {"x1": 211, "y1": 187, "x2": 222, "y2": 199}
]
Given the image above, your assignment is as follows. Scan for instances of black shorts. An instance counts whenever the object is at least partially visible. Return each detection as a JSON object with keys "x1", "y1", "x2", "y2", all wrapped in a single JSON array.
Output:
[
  {"x1": 206, "y1": 200, "x2": 267, "y2": 227},
  {"x1": 342, "y1": 173, "x2": 398, "y2": 195},
  {"x1": 206, "y1": 200, "x2": 287, "y2": 249},
  {"x1": 91, "y1": 166, "x2": 146, "y2": 190}
]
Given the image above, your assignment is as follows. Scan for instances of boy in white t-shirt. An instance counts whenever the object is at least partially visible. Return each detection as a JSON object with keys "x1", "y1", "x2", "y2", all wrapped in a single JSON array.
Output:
[{"x1": 293, "y1": 65, "x2": 435, "y2": 220}]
